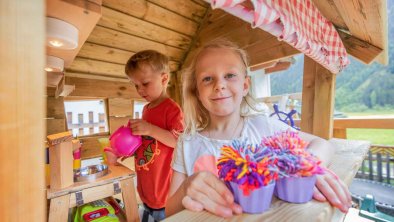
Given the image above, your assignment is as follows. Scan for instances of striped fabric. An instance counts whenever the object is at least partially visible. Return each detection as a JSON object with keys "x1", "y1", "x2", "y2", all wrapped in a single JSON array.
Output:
[{"x1": 207, "y1": 0, "x2": 349, "y2": 74}]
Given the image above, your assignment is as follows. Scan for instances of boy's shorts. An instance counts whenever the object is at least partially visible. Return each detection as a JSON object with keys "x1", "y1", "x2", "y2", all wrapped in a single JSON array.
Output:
[{"x1": 140, "y1": 203, "x2": 165, "y2": 222}]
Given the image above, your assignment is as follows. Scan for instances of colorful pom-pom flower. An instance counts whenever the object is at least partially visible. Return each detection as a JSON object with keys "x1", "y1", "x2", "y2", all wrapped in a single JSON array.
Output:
[{"x1": 217, "y1": 140, "x2": 279, "y2": 196}]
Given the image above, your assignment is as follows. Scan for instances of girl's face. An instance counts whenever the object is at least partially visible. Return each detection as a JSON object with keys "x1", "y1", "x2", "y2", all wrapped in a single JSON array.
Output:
[{"x1": 195, "y1": 48, "x2": 250, "y2": 118}]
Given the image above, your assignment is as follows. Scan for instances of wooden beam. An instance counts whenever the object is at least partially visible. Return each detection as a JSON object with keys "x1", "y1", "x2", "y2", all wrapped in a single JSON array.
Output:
[
  {"x1": 98, "y1": 6, "x2": 191, "y2": 49},
  {"x1": 77, "y1": 43, "x2": 180, "y2": 72},
  {"x1": 246, "y1": 41, "x2": 299, "y2": 67},
  {"x1": 65, "y1": 72, "x2": 129, "y2": 82},
  {"x1": 103, "y1": 0, "x2": 199, "y2": 36},
  {"x1": 1, "y1": 1, "x2": 45, "y2": 220},
  {"x1": 87, "y1": 26, "x2": 184, "y2": 61},
  {"x1": 65, "y1": 76, "x2": 141, "y2": 99},
  {"x1": 331, "y1": 0, "x2": 387, "y2": 64},
  {"x1": 334, "y1": 118, "x2": 394, "y2": 129},
  {"x1": 265, "y1": 61, "x2": 292, "y2": 74},
  {"x1": 250, "y1": 61, "x2": 277, "y2": 72},
  {"x1": 68, "y1": 57, "x2": 126, "y2": 78},
  {"x1": 338, "y1": 30, "x2": 383, "y2": 64},
  {"x1": 150, "y1": 0, "x2": 207, "y2": 23},
  {"x1": 187, "y1": 9, "x2": 300, "y2": 68},
  {"x1": 311, "y1": 0, "x2": 347, "y2": 30},
  {"x1": 301, "y1": 56, "x2": 335, "y2": 139}
]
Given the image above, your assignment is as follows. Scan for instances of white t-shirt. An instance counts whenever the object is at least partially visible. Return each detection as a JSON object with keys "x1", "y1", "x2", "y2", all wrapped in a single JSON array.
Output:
[{"x1": 172, "y1": 114, "x2": 293, "y2": 176}]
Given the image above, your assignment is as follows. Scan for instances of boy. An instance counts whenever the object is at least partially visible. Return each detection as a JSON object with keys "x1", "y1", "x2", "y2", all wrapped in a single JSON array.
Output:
[{"x1": 108, "y1": 50, "x2": 184, "y2": 221}]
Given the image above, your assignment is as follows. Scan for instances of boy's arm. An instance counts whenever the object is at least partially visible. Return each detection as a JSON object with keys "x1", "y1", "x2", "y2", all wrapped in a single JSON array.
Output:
[
  {"x1": 149, "y1": 124, "x2": 177, "y2": 147},
  {"x1": 129, "y1": 119, "x2": 177, "y2": 148}
]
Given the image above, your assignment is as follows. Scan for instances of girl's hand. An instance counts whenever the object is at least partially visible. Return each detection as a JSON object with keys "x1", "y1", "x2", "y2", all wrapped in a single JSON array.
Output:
[
  {"x1": 182, "y1": 171, "x2": 242, "y2": 218},
  {"x1": 313, "y1": 168, "x2": 352, "y2": 213},
  {"x1": 129, "y1": 119, "x2": 153, "y2": 136}
]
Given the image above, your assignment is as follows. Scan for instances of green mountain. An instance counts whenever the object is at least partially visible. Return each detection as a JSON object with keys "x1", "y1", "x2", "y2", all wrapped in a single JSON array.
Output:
[{"x1": 270, "y1": 0, "x2": 394, "y2": 112}]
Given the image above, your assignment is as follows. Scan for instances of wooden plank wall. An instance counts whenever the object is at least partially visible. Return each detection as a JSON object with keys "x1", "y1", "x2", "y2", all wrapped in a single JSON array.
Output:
[
  {"x1": 67, "y1": 0, "x2": 209, "y2": 80},
  {"x1": 0, "y1": 0, "x2": 46, "y2": 220},
  {"x1": 47, "y1": 77, "x2": 142, "y2": 159}
]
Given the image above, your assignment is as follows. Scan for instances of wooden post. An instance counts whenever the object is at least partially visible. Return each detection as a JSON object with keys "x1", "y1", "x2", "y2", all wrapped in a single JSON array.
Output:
[
  {"x1": 301, "y1": 56, "x2": 335, "y2": 139},
  {"x1": 99, "y1": 113, "x2": 105, "y2": 122},
  {"x1": 0, "y1": 0, "x2": 45, "y2": 220},
  {"x1": 47, "y1": 132, "x2": 74, "y2": 189},
  {"x1": 89, "y1": 111, "x2": 94, "y2": 123},
  {"x1": 67, "y1": 112, "x2": 72, "y2": 124},
  {"x1": 78, "y1": 113, "x2": 84, "y2": 136}
]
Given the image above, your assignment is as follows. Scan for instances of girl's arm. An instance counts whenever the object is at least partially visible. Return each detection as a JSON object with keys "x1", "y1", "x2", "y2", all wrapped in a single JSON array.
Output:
[
  {"x1": 298, "y1": 132, "x2": 352, "y2": 213},
  {"x1": 166, "y1": 171, "x2": 242, "y2": 218}
]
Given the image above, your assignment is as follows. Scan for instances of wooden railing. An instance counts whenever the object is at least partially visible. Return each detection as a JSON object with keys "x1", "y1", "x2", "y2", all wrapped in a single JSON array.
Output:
[
  {"x1": 356, "y1": 145, "x2": 394, "y2": 184},
  {"x1": 260, "y1": 93, "x2": 394, "y2": 185}
]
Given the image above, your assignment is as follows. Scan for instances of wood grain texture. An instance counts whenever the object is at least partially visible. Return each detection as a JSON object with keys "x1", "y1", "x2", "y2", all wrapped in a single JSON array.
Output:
[
  {"x1": 87, "y1": 26, "x2": 184, "y2": 61},
  {"x1": 301, "y1": 56, "x2": 317, "y2": 134},
  {"x1": 76, "y1": 43, "x2": 180, "y2": 73},
  {"x1": 312, "y1": 63, "x2": 335, "y2": 140},
  {"x1": 65, "y1": 76, "x2": 140, "y2": 99},
  {"x1": 150, "y1": 0, "x2": 207, "y2": 22},
  {"x1": 98, "y1": 6, "x2": 191, "y2": 49},
  {"x1": 108, "y1": 98, "x2": 133, "y2": 116},
  {"x1": 121, "y1": 178, "x2": 140, "y2": 222},
  {"x1": 79, "y1": 136, "x2": 109, "y2": 159},
  {"x1": 47, "y1": 96, "x2": 66, "y2": 119},
  {"x1": 0, "y1": 0, "x2": 45, "y2": 220},
  {"x1": 338, "y1": 31, "x2": 383, "y2": 64},
  {"x1": 103, "y1": 0, "x2": 199, "y2": 36},
  {"x1": 301, "y1": 56, "x2": 336, "y2": 139}
]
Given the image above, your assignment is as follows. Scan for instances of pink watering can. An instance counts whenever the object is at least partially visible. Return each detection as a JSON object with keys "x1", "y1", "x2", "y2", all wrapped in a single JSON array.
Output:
[{"x1": 108, "y1": 121, "x2": 142, "y2": 157}]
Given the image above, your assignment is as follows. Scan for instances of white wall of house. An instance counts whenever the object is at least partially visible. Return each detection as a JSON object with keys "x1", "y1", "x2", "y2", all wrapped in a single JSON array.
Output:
[{"x1": 250, "y1": 69, "x2": 271, "y2": 98}]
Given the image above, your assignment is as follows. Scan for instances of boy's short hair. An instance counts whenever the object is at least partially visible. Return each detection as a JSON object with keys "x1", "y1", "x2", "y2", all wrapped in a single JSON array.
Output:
[{"x1": 125, "y1": 50, "x2": 170, "y2": 76}]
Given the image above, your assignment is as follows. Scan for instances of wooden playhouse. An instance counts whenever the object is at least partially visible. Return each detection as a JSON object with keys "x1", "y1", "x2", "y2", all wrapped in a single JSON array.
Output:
[{"x1": 1, "y1": 0, "x2": 389, "y2": 221}]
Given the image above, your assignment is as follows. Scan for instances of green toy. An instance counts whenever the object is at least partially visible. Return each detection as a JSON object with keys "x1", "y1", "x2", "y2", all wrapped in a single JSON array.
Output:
[
  {"x1": 74, "y1": 199, "x2": 120, "y2": 222},
  {"x1": 359, "y1": 194, "x2": 394, "y2": 222}
]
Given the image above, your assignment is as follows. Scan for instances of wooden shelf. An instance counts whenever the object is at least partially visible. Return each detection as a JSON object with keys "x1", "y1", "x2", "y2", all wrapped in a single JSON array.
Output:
[{"x1": 46, "y1": 0, "x2": 102, "y2": 68}]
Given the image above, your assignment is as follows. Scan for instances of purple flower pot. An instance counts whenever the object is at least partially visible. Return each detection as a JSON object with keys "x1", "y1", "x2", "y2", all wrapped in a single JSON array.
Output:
[
  {"x1": 227, "y1": 181, "x2": 275, "y2": 214},
  {"x1": 274, "y1": 175, "x2": 317, "y2": 203}
]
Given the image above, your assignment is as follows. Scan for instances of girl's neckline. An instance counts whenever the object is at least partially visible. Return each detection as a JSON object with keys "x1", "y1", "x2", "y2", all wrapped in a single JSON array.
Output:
[{"x1": 196, "y1": 116, "x2": 249, "y2": 142}]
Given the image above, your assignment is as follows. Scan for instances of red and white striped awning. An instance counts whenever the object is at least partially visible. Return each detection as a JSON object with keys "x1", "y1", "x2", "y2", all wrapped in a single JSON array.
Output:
[{"x1": 206, "y1": 0, "x2": 349, "y2": 74}]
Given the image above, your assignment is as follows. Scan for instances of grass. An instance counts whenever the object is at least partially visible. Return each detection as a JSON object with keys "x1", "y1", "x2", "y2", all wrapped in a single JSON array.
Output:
[
  {"x1": 344, "y1": 110, "x2": 394, "y2": 116},
  {"x1": 346, "y1": 128, "x2": 394, "y2": 145}
]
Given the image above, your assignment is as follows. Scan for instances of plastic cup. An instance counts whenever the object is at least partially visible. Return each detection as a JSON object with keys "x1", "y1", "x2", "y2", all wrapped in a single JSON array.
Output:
[
  {"x1": 274, "y1": 175, "x2": 317, "y2": 203},
  {"x1": 227, "y1": 181, "x2": 275, "y2": 214}
]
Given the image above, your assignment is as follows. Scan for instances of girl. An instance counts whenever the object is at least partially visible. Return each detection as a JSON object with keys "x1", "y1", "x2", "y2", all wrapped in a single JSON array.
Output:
[{"x1": 166, "y1": 39, "x2": 351, "y2": 218}]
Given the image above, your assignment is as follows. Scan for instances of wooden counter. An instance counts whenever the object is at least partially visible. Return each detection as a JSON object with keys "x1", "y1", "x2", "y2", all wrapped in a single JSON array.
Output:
[
  {"x1": 47, "y1": 164, "x2": 139, "y2": 222},
  {"x1": 164, "y1": 139, "x2": 370, "y2": 222}
]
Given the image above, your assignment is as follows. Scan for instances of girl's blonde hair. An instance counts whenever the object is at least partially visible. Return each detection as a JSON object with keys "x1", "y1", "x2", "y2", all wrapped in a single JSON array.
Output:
[{"x1": 182, "y1": 39, "x2": 264, "y2": 134}]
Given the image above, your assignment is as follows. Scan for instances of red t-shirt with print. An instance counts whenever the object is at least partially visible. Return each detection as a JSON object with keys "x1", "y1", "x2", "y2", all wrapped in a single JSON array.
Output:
[{"x1": 134, "y1": 98, "x2": 183, "y2": 209}]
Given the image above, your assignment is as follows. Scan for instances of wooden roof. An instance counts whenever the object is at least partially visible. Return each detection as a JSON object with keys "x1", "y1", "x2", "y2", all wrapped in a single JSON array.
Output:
[{"x1": 47, "y1": 0, "x2": 388, "y2": 86}]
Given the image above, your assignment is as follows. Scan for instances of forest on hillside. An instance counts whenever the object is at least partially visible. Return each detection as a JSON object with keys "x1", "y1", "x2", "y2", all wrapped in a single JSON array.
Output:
[{"x1": 270, "y1": 0, "x2": 394, "y2": 112}]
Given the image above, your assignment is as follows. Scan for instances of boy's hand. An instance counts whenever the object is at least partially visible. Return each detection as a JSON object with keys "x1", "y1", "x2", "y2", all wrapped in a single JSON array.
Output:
[
  {"x1": 313, "y1": 167, "x2": 352, "y2": 213},
  {"x1": 182, "y1": 171, "x2": 242, "y2": 218},
  {"x1": 129, "y1": 119, "x2": 153, "y2": 136}
]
